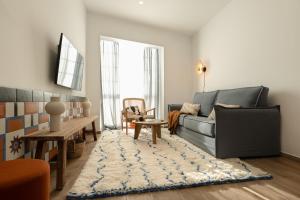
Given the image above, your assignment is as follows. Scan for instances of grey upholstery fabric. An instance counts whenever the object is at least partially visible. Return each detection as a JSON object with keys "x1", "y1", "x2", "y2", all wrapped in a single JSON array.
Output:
[
  {"x1": 257, "y1": 87, "x2": 269, "y2": 106},
  {"x1": 215, "y1": 86, "x2": 263, "y2": 107},
  {"x1": 178, "y1": 114, "x2": 186, "y2": 126},
  {"x1": 182, "y1": 116, "x2": 215, "y2": 137},
  {"x1": 176, "y1": 126, "x2": 216, "y2": 156},
  {"x1": 193, "y1": 91, "x2": 218, "y2": 116},
  {"x1": 168, "y1": 104, "x2": 183, "y2": 112},
  {"x1": 214, "y1": 105, "x2": 281, "y2": 158}
]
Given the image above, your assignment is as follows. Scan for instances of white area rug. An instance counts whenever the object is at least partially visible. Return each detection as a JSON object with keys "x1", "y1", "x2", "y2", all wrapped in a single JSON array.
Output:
[{"x1": 67, "y1": 129, "x2": 271, "y2": 199}]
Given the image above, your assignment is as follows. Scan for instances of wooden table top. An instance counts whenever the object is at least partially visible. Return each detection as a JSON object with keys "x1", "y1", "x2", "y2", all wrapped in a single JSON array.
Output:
[
  {"x1": 134, "y1": 119, "x2": 168, "y2": 125},
  {"x1": 21, "y1": 115, "x2": 98, "y2": 141}
]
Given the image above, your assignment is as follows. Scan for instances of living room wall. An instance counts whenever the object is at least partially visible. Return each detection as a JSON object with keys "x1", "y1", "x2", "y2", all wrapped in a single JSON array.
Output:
[
  {"x1": 192, "y1": 0, "x2": 300, "y2": 157},
  {"x1": 0, "y1": 0, "x2": 86, "y2": 96},
  {"x1": 86, "y1": 13, "x2": 193, "y2": 130}
]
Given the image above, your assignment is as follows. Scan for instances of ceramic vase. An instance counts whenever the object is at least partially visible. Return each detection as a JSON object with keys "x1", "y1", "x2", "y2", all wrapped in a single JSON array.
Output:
[
  {"x1": 82, "y1": 97, "x2": 91, "y2": 117},
  {"x1": 45, "y1": 97, "x2": 65, "y2": 132}
]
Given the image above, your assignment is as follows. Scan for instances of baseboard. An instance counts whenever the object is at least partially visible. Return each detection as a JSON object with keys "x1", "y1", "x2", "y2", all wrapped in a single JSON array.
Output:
[{"x1": 281, "y1": 152, "x2": 300, "y2": 162}]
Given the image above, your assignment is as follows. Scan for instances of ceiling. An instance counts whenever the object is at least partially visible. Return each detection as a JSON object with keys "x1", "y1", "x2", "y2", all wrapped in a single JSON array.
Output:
[{"x1": 84, "y1": 0, "x2": 231, "y2": 35}]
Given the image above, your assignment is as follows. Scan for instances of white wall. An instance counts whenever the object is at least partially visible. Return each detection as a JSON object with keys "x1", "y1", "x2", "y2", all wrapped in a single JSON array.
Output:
[
  {"x1": 0, "y1": 0, "x2": 86, "y2": 96},
  {"x1": 86, "y1": 13, "x2": 193, "y2": 130},
  {"x1": 192, "y1": 0, "x2": 300, "y2": 157}
]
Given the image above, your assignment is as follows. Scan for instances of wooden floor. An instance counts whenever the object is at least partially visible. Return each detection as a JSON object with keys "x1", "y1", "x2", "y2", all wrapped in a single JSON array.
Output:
[{"x1": 51, "y1": 134, "x2": 300, "y2": 200}]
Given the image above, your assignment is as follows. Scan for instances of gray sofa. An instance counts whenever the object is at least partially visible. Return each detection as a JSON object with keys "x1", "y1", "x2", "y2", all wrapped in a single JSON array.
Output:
[{"x1": 168, "y1": 86, "x2": 281, "y2": 158}]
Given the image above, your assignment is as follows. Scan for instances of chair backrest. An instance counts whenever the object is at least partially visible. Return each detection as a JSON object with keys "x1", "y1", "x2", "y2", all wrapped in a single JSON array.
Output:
[{"x1": 123, "y1": 98, "x2": 146, "y2": 113}]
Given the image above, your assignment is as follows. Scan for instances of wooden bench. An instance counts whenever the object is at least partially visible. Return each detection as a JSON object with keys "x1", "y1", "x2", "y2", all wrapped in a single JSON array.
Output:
[{"x1": 22, "y1": 116, "x2": 98, "y2": 190}]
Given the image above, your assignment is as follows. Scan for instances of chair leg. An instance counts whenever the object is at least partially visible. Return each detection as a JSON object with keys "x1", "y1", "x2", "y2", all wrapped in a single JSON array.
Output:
[
  {"x1": 121, "y1": 117, "x2": 123, "y2": 131},
  {"x1": 125, "y1": 121, "x2": 128, "y2": 135}
]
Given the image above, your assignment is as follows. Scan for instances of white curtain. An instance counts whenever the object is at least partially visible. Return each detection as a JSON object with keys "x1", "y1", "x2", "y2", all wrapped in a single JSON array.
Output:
[
  {"x1": 144, "y1": 47, "x2": 160, "y2": 118},
  {"x1": 100, "y1": 40, "x2": 120, "y2": 129}
]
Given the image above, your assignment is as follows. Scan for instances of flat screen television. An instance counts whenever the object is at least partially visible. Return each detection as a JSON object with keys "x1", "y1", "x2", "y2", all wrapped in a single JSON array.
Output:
[{"x1": 55, "y1": 33, "x2": 84, "y2": 91}]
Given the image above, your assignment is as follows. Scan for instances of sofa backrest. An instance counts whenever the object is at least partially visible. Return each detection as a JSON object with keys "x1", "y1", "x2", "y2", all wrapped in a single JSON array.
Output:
[
  {"x1": 193, "y1": 91, "x2": 218, "y2": 116},
  {"x1": 215, "y1": 86, "x2": 268, "y2": 107},
  {"x1": 193, "y1": 86, "x2": 269, "y2": 117}
]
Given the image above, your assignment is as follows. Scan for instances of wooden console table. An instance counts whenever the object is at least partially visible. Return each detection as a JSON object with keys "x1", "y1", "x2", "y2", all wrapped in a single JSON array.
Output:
[{"x1": 22, "y1": 115, "x2": 98, "y2": 190}]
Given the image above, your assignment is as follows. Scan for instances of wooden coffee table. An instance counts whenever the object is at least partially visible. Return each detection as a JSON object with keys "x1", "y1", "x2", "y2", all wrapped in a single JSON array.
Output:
[{"x1": 134, "y1": 120, "x2": 168, "y2": 144}]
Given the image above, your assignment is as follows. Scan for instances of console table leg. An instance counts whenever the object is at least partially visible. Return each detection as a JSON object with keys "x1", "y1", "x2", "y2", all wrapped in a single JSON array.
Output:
[
  {"x1": 56, "y1": 140, "x2": 67, "y2": 190},
  {"x1": 82, "y1": 127, "x2": 86, "y2": 140},
  {"x1": 35, "y1": 141, "x2": 46, "y2": 159},
  {"x1": 92, "y1": 121, "x2": 97, "y2": 141}
]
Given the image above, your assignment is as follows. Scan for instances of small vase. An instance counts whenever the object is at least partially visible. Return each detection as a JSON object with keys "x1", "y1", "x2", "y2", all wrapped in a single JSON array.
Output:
[
  {"x1": 45, "y1": 97, "x2": 65, "y2": 132},
  {"x1": 82, "y1": 97, "x2": 91, "y2": 117}
]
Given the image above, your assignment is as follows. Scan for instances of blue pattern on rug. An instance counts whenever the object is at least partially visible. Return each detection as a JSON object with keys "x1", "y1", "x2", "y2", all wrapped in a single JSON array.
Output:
[{"x1": 67, "y1": 129, "x2": 272, "y2": 200}]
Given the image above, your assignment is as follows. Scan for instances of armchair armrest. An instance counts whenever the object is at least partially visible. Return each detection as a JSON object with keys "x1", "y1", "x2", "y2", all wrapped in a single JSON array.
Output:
[
  {"x1": 168, "y1": 104, "x2": 183, "y2": 112},
  {"x1": 144, "y1": 108, "x2": 156, "y2": 117},
  {"x1": 214, "y1": 105, "x2": 281, "y2": 158},
  {"x1": 145, "y1": 108, "x2": 155, "y2": 113}
]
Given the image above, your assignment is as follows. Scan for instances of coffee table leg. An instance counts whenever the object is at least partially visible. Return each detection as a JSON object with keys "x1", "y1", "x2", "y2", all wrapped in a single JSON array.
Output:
[
  {"x1": 134, "y1": 124, "x2": 142, "y2": 139},
  {"x1": 157, "y1": 126, "x2": 161, "y2": 138},
  {"x1": 152, "y1": 125, "x2": 157, "y2": 144},
  {"x1": 56, "y1": 140, "x2": 67, "y2": 190},
  {"x1": 92, "y1": 121, "x2": 97, "y2": 141}
]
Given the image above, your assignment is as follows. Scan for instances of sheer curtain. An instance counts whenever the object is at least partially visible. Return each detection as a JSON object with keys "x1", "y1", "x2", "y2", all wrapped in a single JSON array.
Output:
[
  {"x1": 100, "y1": 40, "x2": 120, "y2": 129},
  {"x1": 144, "y1": 47, "x2": 160, "y2": 118}
]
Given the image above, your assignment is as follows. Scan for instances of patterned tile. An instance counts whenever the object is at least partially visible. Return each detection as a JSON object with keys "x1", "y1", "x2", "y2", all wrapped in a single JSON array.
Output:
[
  {"x1": 25, "y1": 126, "x2": 38, "y2": 135},
  {"x1": 0, "y1": 103, "x2": 5, "y2": 118},
  {"x1": 5, "y1": 102, "x2": 14, "y2": 118},
  {"x1": 38, "y1": 122, "x2": 49, "y2": 130},
  {"x1": 33, "y1": 113, "x2": 39, "y2": 126},
  {"x1": 16, "y1": 89, "x2": 33, "y2": 102},
  {"x1": 24, "y1": 102, "x2": 38, "y2": 114},
  {"x1": 39, "y1": 113, "x2": 49, "y2": 124},
  {"x1": 6, "y1": 116, "x2": 24, "y2": 133},
  {"x1": 24, "y1": 152, "x2": 31, "y2": 159},
  {"x1": 24, "y1": 115, "x2": 32, "y2": 128},
  {"x1": 44, "y1": 152, "x2": 49, "y2": 162},
  {"x1": 0, "y1": 135, "x2": 5, "y2": 161},
  {"x1": 0, "y1": 118, "x2": 5, "y2": 135},
  {"x1": 39, "y1": 102, "x2": 44, "y2": 113},
  {"x1": 17, "y1": 102, "x2": 24, "y2": 116},
  {"x1": 33, "y1": 91, "x2": 44, "y2": 102},
  {"x1": 5, "y1": 129, "x2": 24, "y2": 160},
  {"x1": 0, "y1": 87, "x2": 16, "y2": 102}
]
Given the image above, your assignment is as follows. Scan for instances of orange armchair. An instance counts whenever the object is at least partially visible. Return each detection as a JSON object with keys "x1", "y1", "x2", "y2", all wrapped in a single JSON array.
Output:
[{"x1": 0, "y1": 159, "x2": 50, "y2": 200}]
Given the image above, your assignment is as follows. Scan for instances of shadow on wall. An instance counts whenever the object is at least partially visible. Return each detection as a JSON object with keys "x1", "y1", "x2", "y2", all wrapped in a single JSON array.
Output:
[{"x1": 47, "y1": 39, "x2": 58, "y2": 84}]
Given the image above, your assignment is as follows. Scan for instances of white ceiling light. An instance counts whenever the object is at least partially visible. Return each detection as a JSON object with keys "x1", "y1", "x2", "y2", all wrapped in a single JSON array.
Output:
[{"x1": 138, "y1": 1, "x2": 144, "y2": 5}]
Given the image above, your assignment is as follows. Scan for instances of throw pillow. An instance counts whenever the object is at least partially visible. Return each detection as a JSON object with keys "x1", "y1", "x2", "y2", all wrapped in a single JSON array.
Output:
[
  {"x1": 208, "y1": 103, "x2": 240, "y2": 120},
  {"x1": 180, "y1": 103, "x2": 201, "y2": 116},
  {"x1": 126, "y1": 106, "x2": 141, "y2": 115}
]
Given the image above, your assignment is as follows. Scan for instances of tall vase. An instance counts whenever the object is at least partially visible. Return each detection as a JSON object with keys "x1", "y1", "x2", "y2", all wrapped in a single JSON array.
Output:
[
  {"x1": 45, "y1": 97, "x2": 65, "y2": 132},
  {"x1": 82, "y1": 97, "x2": 91, "y2": 117}
]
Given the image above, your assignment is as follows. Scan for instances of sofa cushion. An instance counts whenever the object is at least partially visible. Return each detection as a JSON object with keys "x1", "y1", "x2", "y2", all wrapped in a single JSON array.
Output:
[
  {"x1": 215, "y1": 86, "x2": 264, "y2": 107},
  {"x1": 182, "y1": 115, "x2": 215, "y2": 137},
  {"x1": 193, "y1": 91, "x2": 218, "y2": 116}
]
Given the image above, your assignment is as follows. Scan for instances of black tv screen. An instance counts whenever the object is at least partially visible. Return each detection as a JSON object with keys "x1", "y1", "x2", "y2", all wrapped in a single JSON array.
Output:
[{"x1": 56, "y1": 33, "x2": 84, "y2": 91}]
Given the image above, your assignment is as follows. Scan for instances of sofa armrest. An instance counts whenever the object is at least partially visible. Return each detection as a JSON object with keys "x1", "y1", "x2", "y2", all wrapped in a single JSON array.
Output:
[
  {"x1": 214, "y1": 105, "x2": 281, "y2": 158},
  {"x1": 168, "y1": 104, "x2": 183, "y2": 112}
]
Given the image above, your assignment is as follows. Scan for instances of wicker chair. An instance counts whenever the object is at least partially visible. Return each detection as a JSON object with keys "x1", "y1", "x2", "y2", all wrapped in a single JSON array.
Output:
[{"x1": 121, "y1": 98, "x2": 156, "y2": 134}]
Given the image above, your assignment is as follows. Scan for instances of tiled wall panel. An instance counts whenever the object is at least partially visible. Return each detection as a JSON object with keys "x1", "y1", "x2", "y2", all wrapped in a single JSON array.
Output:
[{"x1": 0, "y1": 87, "x2": 85, "y2": 162}]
